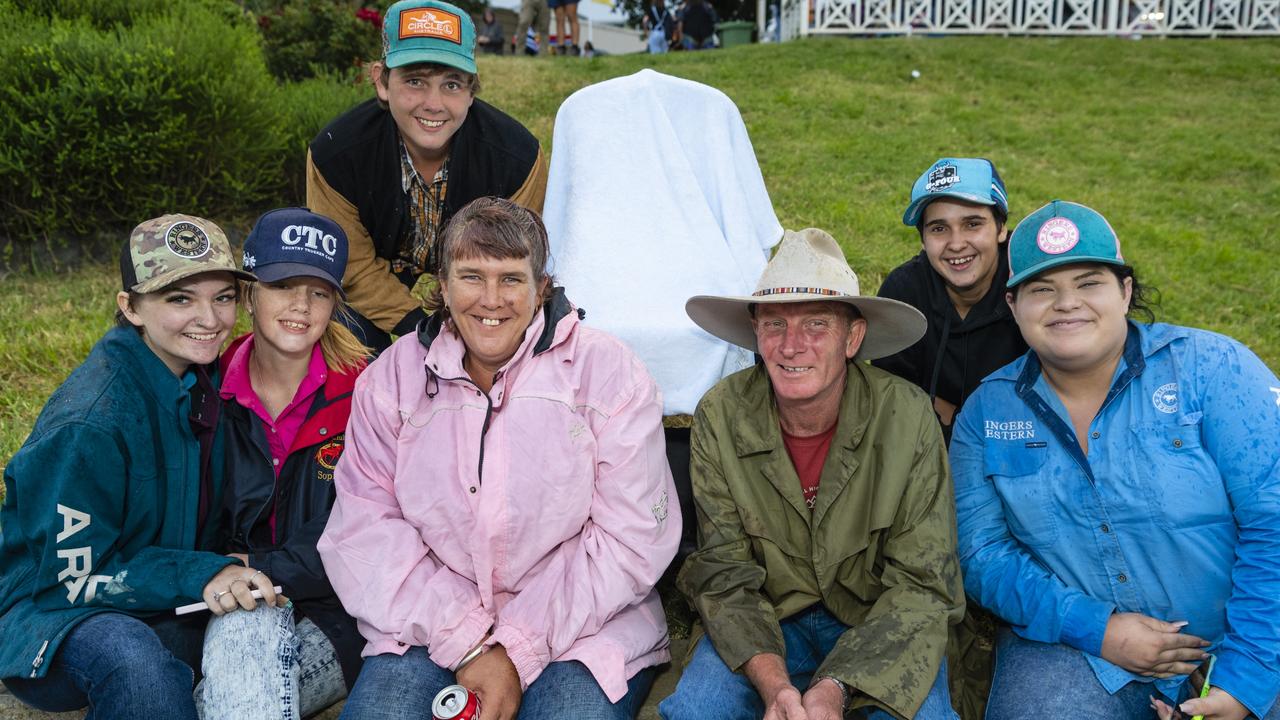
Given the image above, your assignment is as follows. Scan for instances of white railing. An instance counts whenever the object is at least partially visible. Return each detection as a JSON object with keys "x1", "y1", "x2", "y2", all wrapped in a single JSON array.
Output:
[{"x1": 762, "y1": 0, "x2": 1280, "y2": 38}]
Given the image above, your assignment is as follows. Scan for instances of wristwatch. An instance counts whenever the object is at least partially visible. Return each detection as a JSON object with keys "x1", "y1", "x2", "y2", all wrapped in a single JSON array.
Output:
[{"x1": 815, "y1": 675, "x2": 851, "y2": 711}]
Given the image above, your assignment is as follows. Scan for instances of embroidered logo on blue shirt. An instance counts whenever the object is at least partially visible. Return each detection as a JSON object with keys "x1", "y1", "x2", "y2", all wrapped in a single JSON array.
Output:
[
  {"x1": 984, "y1": 419, "x2": 1035, "y2": 440},
  {"x1": 1152, "y1": 383, "x2": 1179, "y2": 414}
]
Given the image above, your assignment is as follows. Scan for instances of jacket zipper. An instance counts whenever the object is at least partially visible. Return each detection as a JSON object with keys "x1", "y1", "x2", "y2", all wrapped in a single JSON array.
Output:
[
  {"x1": 29, "y1": 640, "x2": 49, "y2": 677},
  {"x1": 427, "y1": 370, "x2": 495, "y2": 487}
]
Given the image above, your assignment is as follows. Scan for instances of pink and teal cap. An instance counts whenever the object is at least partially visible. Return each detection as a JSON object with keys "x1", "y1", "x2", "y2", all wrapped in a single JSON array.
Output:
[
  {"x1": 383, "y1": 0, "x2": 477, "y2": 74},
  {"x1": 1007, "y1": 200, "x2": 1125, "y2": 288}
]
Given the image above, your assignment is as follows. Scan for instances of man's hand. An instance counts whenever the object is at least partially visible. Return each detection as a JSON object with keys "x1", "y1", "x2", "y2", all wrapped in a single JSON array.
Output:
[
  {"x1": 763, "y1": 686, "x2": 808, "y2": 720},
  {"x1": 1150, "y1": 688, "x2": 1250, "y2": 720},
  {"x1": 744, "y1": 653, "x2": 807, "y2": 720},
  {"x1": 800, "y1": 678, "x2": 844, "y2": 720},
  {"x1": 456, "y1": 644, "x2": 522, "y2": 720},
  {"x1": 1100, "y1": 613, "x2": 1209, "y2": 677}
]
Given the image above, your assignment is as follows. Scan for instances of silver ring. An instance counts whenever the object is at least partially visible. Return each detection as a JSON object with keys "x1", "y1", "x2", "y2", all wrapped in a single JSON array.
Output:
[
  {"x1": 246, "y1": 570, "x2": 264, "y2": 585},
  {"x1": 213, "y1": 590, "x2": 228, "y2": 601}
]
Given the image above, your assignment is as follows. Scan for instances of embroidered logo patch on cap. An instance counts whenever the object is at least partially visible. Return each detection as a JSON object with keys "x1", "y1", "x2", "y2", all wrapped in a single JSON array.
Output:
[
  {"x1": 400, "y1": 8, "x2": 463, "y2": 43},
  {"x1": 165, "y1": 221, "x2": 211, "y2": 259},
  {"x1": 925, "y1": 163, "x2": 960, "y2": 193},
  {"x1": 1036, "y1": 217, "x2": 1080, "y2": 255}
]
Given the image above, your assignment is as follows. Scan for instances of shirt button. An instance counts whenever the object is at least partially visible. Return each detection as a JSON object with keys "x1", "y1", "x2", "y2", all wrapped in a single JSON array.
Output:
[
  {"x1": 1100, "y1": 523, "x2": 1111, "y2": 533},
  {"x1": 271, "y1": 427, "x2": 277, "y2": 433},
  {"x1": 273, "y1": 458, "x2": 280, "y2": 466},
  {"x1": 319, "y1": 427, "x2": 328, "y2": 436},
  {"x1": 1117, "y1": 574, "x2": 1128, "y2": 583},
  {"x1": 476, "y1": 390, "x2": 482, "y2": 397},
  {"x1": 469, "y1": 486, "x2": 477, "y2": 494},
  {"x1": 1091, "y1": 431, "x2": 1100, "y2": 439},
  {"x1": 398, "y1": 641, "x2": 406, "y2": 647},
  {"x1": 1173, "y1": 438, "x2": 1182, "y2": 448}
]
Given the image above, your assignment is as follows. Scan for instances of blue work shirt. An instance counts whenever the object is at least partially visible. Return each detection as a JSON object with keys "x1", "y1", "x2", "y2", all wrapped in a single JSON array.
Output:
[{"x1": 951, "y1": 322, "x2": 1280, "y2": 717}]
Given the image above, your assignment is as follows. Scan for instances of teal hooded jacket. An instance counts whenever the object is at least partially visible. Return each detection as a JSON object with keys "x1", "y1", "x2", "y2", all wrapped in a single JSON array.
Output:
[{"x1": 0, "y1": 326, "x2": 237, "y2": 680}]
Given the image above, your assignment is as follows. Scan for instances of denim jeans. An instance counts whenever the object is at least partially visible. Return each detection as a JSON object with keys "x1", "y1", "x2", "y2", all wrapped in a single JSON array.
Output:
[
  {"x1": 340, "y1": 646, "x2": 656, "y2": 720},
  {"x1": 196, "y1": 603, "x2": 347, "y2": 720},
  {"x1": 659, "y1": 604, "x2": 958, "y2": 720},
  {"x1": 1, "y1": 611, "x2": 206, "y2": 719},
  {"x1": 987, "y1": 628, "x2": 1280, "y2": 720}
]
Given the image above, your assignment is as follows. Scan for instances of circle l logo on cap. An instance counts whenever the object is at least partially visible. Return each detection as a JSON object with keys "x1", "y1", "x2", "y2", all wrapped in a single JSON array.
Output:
[{"x1": 1036, "y1": 217, "x2": 1080, "y2": 255}]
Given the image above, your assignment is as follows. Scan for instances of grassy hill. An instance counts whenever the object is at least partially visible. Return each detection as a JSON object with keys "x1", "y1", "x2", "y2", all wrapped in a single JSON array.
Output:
[{"x1": 2, "y1": 35, "x2": 1279, "y2": 466}]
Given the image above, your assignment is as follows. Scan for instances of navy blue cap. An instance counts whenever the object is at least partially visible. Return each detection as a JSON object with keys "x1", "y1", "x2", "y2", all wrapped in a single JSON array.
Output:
[{"x1": 242, "y1": 208, "x2": 348, "y2": 296}]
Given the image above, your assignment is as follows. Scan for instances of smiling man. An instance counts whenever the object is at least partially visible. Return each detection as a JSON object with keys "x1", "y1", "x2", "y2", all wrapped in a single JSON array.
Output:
[
  {"x1": 874, "y1": 158, "x2": 1026, "y2": 441},
  {"x1": 662, "y1": 229, "x2": 964, "y2": 720},
  {"x1": 307, "y1": 0, "x2": 547, "y2": 353}
]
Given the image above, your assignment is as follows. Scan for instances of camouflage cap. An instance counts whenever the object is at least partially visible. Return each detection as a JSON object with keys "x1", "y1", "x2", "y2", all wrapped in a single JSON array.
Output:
[{"x1": 121, "y1": 214, "x2": 256, "y2": 293}]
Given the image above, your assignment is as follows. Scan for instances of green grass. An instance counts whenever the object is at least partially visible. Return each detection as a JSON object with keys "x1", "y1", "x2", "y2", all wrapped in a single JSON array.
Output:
[{"x1": 3, "y1": 36, "x2": 1279, "y2": 470}]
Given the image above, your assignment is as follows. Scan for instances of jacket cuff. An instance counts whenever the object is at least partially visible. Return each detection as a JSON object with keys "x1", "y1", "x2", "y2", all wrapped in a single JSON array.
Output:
[
  {"x1": 1211, "y1": 646, "x2": 1280, "y2": 720},
  {"x1": 425, "y1": 607, "x2": 493, "y2": 671},
  {"x1": 1058, "y1": 594, "x2": 1113, "y2": 656},
  {"x1": 490, "y1": 624, "x2": 549, "y2": 690},
  {"x1": 391, "y1": 307, "x2": 429, "y2": 338},
  {"x1": 183, "y1": 554, "x2": 243, "y2": 601}
]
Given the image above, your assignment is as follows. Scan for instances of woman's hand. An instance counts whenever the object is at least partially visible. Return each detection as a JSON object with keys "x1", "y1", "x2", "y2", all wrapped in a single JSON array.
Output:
[
  {"x1": 1151, "y1": 689, "x2": 1250, "y2": 720},
  {"x1": 455, "y1": 644, "x2": 523, "y2": 720},
  {"x1": 1101, "y1": 613, "x2": 1209, "y2": 677},
  {"x1": 201, "y1": 563, "x2": 281, "y2": 615}
]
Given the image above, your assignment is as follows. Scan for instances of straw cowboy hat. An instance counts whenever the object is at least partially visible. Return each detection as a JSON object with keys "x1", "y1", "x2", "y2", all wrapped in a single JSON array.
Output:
[{"x1": 685, "y1": 228, "x2": 926, "y2": 360}]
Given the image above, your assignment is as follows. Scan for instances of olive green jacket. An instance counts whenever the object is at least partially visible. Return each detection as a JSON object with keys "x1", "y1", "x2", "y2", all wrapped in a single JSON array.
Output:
[{"x1": 677, "y1": 362, "x2": 965, "y2": 719}]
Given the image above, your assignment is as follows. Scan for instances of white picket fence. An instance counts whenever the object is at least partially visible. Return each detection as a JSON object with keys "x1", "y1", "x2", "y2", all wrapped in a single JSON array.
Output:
[{"x1": 761, "y1": 0, "x2": 1280, "y2": 39}]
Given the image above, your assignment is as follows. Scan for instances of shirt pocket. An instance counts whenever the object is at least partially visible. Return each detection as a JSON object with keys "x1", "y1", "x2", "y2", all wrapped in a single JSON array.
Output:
[
  {"x1": 985, "y1": 447, "x2": 1058, "y2": 549},
  {"x1": 1129, "y1": 419, "x2": 1229, "y2": 530}
]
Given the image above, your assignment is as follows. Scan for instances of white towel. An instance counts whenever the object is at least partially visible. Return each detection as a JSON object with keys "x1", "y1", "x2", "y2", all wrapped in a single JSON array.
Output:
[{"x1": 544, "y1": 69, "x2": 782, "y2": 415}]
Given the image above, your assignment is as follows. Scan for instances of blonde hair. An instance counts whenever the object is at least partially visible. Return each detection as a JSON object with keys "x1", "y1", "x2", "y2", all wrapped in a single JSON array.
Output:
[{"x1": 243, "y1": 282, "x2": 370, "y2": 373}]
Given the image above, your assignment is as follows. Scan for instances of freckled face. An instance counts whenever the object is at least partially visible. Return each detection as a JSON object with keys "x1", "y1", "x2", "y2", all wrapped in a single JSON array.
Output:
[
  {"x1": 440, "y1": 254, "x2": 546, "y2": 378},
  {"x1": 752, "y1": 301, "x2": 865, "y2": 409},
  {"x1": 247, "y1": 277, "x2": 337, "y2": 359},
  {"x1": 118, "y1": 272, "x2": 238, "y2": 376},
  {"x1": 377, "y1": 65, "x2": 475, "y2": 167}
]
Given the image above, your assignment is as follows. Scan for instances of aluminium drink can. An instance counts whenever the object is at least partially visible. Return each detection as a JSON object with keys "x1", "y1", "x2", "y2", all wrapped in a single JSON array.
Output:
[{"x1": 432, "y1": 685, "x2": 481, "y2": 720}]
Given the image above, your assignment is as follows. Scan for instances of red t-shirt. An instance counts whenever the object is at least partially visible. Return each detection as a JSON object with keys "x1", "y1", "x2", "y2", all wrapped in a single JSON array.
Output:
[{"x1": 781, "y1": 422, "x2": 838, "y2": 510}]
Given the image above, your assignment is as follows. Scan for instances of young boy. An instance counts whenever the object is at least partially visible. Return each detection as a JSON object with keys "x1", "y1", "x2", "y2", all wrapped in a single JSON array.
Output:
[
  {"x1": 307, "y1": 0, "x2": 548, "y2": 351},
  {"x1": 874, "y1": 157, "x2": 1026, "y2": 442}
]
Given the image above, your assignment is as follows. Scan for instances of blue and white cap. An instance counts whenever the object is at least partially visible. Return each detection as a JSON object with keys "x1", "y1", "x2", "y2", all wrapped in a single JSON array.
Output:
[
  {"x1": 242, "y1": 208, "x2": 348, "y2": 297},
  {"x1": 902, "y1": 157, "x2": 1009, "y2": 226}
]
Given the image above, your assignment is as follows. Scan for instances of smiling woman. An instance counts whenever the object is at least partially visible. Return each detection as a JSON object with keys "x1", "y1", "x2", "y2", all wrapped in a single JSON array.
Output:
[
  {"x1": 318, "y1": 197, "x2": 681, "y2": 720},
  {"x1": 951, "y1": 201, "x2": 1280, "y2": 720},
  {"x1": 0, "y1": 215, "x2": 270, "y2": 719}
]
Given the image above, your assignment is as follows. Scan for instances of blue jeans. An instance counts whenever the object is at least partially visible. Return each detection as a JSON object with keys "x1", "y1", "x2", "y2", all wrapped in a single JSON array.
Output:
[
  {"x1": 195, "y1": 604, "x2": 347, "y2": 719},
  {"x1": 987, "y1": 628, "x2": 1280, "y2": 720},
  {"x1": 340, "y1": 646, "x2": 656, "y2": 720},
  {"x1": 2, "y1": 611, "x2": 205, "y2": 719},
  {"x1": 659, "y1": 604, "x2": 957, "y2": 720}
]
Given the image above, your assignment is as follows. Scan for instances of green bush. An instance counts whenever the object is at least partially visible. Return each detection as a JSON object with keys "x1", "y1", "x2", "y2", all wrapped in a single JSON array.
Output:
[
  {"x1": 256, "y1": 0, "x2": 383, "y2": 82},
  {"x1": 276, "y1": 73, "x2": 375, "y2": 203},
  {"x1": 0, "y1": 0, "x2": 374, "y2": 250}
]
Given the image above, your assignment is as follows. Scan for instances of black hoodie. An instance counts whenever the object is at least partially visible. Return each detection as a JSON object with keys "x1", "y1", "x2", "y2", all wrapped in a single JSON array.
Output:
[{"x1": 873, "y1": 246, "x2": 1027, "y2": 443}]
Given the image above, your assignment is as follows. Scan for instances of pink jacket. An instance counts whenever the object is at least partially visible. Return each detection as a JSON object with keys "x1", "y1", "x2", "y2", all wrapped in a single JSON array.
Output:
[{"x1": 318, "y1": 294, "x2": 679, "y2": 701}]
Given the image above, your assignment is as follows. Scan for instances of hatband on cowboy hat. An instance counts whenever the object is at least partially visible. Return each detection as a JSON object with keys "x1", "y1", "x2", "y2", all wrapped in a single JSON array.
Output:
[{"x1": 685, "y1": 228, "x2": 926, "y2": 360}]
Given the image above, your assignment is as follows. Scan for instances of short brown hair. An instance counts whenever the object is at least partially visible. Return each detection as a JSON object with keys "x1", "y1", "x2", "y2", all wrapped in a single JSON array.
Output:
[{"x1": 425, "y1": 197, "x2": 553, "y2": 312}]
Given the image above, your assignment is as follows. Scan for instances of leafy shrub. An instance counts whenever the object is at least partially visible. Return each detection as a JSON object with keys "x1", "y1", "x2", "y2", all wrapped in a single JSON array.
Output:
[
  {"x1": 276, "y1": 73, "x2": 374, "y2": 203},
  {"x1": 0, "y1": 0, "x2": 374, "y2": 249},
  {"x1": 255, "y1": 0, "x2": 384, "y2": 82}
]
